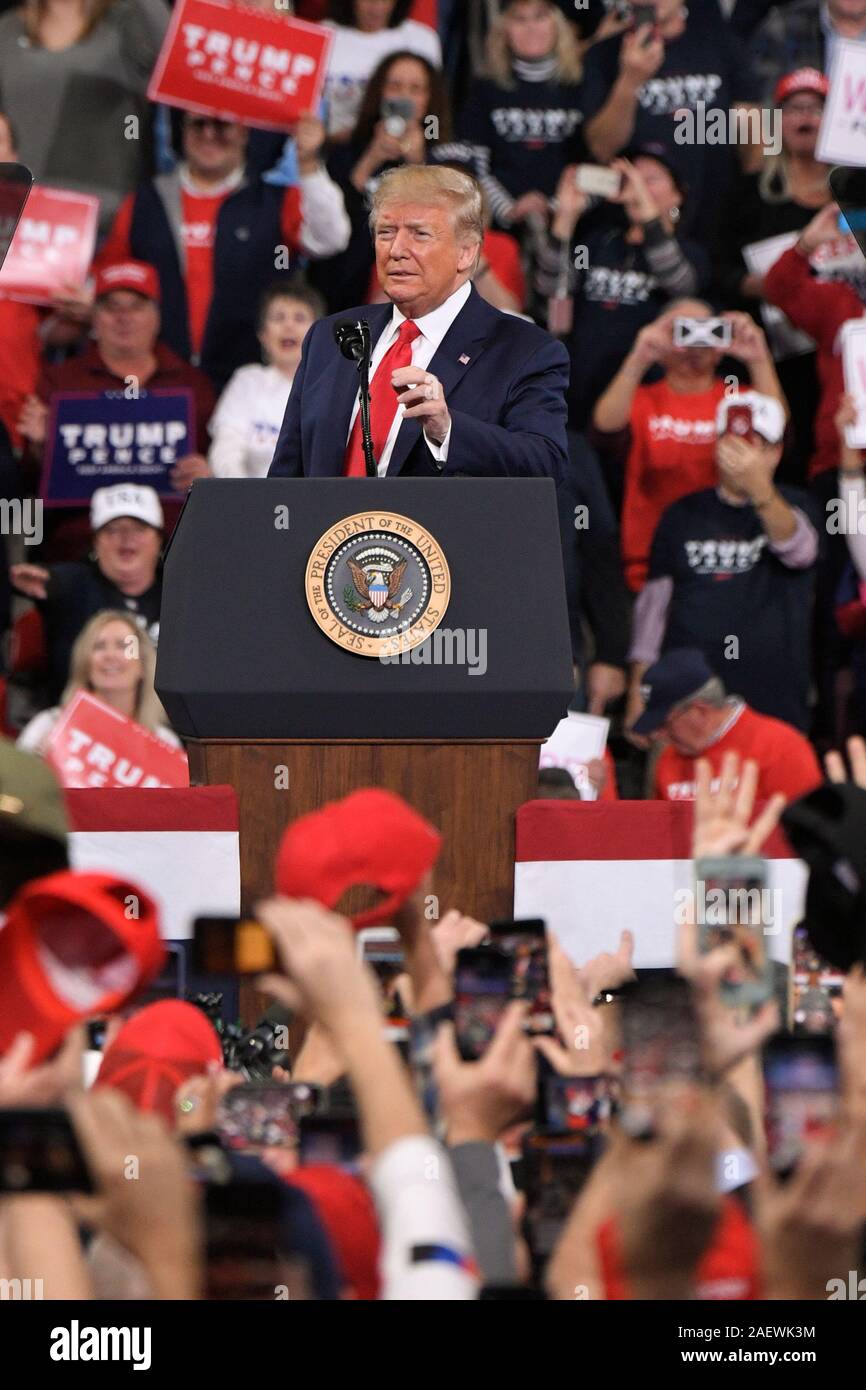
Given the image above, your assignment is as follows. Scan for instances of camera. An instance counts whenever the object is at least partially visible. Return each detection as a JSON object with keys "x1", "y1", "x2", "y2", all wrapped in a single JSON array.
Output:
[
  {"x1": 381, "y1": 98, "x2": 415, "y2": 140},
  {"x1": 673, "y1": 316, "x2": 732, "y2": 350}
]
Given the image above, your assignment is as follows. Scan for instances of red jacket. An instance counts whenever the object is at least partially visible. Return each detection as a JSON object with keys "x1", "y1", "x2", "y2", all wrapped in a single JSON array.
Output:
[
  {"x1": 763, "y1": 245, "x2": 863, "y2": 478},
  {"x1": 36, "y1": 341, "x2": 215, "y2": 456}
]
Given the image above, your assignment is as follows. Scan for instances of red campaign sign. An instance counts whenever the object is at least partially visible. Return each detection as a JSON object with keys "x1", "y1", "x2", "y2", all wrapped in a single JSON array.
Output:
[
  {"x1": 0, "y1": 185, "x2": 98, "y2": 307},
  {"x1": 45, "y1": 691, "x2": 189, "y2": 790},
  {"x1": 148, "y1": 0, "x2": 333, "y2": 131}
]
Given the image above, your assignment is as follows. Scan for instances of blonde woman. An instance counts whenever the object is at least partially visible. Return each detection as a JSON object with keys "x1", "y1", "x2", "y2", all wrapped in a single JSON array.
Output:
[
  {"x1": 17, "y1": 610, "x2": 180, "y2": 757},
  {"x1": 440, "y1": 0, "x2": 585, "y2": 230},
  {"x1": 0, "y1": 0, "x2": 169, "y2": 233}
]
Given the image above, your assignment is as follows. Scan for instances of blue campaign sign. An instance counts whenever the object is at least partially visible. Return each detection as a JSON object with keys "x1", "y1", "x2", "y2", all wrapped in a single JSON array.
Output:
[{"x1": 41, "y1": 389, "x2": 193, "y2": 504}]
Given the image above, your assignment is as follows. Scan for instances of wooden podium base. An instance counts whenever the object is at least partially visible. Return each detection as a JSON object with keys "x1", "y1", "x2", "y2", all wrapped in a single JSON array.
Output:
[{"x1": 186, "y1": 738, "x2": 540, "y2": 923}]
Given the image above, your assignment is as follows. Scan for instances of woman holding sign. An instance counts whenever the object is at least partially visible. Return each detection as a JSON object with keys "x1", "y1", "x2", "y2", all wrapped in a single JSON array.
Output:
[{"x1": 17, "y1": 610, "x2": 180, "y2": 757}]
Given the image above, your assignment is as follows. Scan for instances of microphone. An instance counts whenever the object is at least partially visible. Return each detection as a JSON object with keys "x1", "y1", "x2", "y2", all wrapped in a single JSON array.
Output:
[
  {"x1": 334, "y1": 319, "x2": 367, "y2": 363},
  {"x1": 333, "y1": 319, "x2": 377, "y2": 477}
]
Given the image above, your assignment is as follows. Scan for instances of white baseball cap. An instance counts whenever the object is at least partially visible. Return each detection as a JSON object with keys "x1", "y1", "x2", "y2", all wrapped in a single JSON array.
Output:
[
  {"x1": 715, "y1": 391, "x2": 786, "y2": 445},
  {"x1": 90, "y1": 484, "x2": 164, "y2": 533}
]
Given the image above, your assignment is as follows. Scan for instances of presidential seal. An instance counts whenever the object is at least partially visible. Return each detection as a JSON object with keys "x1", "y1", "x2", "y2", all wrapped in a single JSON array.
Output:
[{"x1": 305, "y1": 511, "x2": 451, "y2": 657}]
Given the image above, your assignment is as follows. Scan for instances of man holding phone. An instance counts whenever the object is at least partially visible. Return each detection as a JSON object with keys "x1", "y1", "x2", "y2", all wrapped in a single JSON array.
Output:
[
  {"x1": 628, "y1": 390, "x2": 820, "y2": 733},
  {"x1": 581, "y1": 0, "x2": 762, "y2": 238}
]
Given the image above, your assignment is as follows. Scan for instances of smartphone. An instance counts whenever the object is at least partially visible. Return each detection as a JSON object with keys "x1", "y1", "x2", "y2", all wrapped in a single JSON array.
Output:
[
  {"x1": 357, "y1": 927, "x2": 409, "y2": 1036},
  {"x1": 454, "y1": 945, "x2": 512, "y2": 1061},
  {"x1": 381, "y1": 97, "x2": 415, "y2": 138},
  {"x1": 722, "y1": 402, "x2": 755, "y2": 438},
  {"x1": 790, "y1": 925, "x2": 844, "y2": 1034},
  {"x1": 489, "y1": 918, "x2": 555, "y2": 1035},
  {"x1": 521, "y1": 1129, "x2": 603, "y2": 1264},
  {"x1": 619, "y1": 974, "x2": 702, "y2": 1137},
  {"x1": 763, "y1": 1033, "x2": 838, "y2": 1175},
  {"x1": 695, "y1": 856, "x2": 774, "y2": 1009},
  {"x1": 631, "y1": 3, "x2": 656, "y2": 35},
  {"x1": 540, "y1": 1067, "x2": 619, "y2": 1136},
  {"x1": 217, "y1": 1082, "x2": 322, "y2": 1151},
  {"x1": 575, "y1": 164, "x2": 622, "y2": 199},
  {"x1": 130, "y1": 941, "x2": 187, "y2": 1008},
  {"x1": 0, "y1": 1109, "x2": 94, "y2": 1193},
  {"x1": 192, "y1": 915, "x2": 275, "y2": 976},
  {"x1": 298, "y1": 1114, "x2": 362, "y2": 1173},
  {"x1": 673, "y1": 316, "x2": 733, "y2": 349}
]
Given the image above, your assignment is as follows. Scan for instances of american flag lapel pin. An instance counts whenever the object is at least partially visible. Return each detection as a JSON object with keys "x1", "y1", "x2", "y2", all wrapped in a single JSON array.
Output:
[{"x1": 459, "y1": 353, "x2": 471, "y2": 365}]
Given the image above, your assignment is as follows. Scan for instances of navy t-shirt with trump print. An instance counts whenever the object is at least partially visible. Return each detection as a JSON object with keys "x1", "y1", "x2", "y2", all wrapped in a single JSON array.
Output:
[{"x1": 647, "y1": 486, "x2": 818, "y2": 731}]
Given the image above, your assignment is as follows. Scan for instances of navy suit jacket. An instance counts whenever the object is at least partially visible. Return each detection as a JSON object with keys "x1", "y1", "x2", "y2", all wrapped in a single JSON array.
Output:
[{"x1": 268, "y1": 285, "x2": 570, "y2": 480}]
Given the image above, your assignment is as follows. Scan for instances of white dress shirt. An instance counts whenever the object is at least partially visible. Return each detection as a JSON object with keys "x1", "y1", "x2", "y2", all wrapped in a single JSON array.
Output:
[{"x1": 346, "y1": 279, "x2": 472, "y2": 476}]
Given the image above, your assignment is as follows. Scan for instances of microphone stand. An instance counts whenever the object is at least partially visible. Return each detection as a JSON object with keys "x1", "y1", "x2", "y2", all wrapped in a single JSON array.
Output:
[
  {"x1": 334, "y1": 319, "x2": 377, "y2": 477},
  {"x1": 356, "y1": 320, "x2": 376, "y2": 478}
]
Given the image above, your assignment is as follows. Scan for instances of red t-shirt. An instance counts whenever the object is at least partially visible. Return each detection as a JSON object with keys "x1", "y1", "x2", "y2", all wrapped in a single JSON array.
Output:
[
  {"x1": 0, "y1": 298, "x2": 42, "y2": 449},
  {"x1": 654, "y1": 704, "x2": 822, "y2": 804},
  {"x1": 598, "y1": 1194, "x2": 760, "y2": 1300},
  {"x1": 621, "y1": 379, "x2": 725, "y2": 592},
  {"x1": 98, "y1": 184, "x2": 302, "y2": 356}
]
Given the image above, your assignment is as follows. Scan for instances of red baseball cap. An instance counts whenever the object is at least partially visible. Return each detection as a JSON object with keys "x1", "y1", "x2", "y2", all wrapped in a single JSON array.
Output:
[
  {"x1": 94, "y1": 260, "x2": 161, "y2": 303},
  {"x1": 274, "y1": 789, "x2": 442, "y2": 928},
  {"x1": 95, "y1": 1000, "x2": 223, "y2": 1125},
  {"x1": 0, "y1": 870, "x2": 165, "y2": 1064},
  {"x1": 288, "y1": 1165, "x2": 381, "y2": 1300},
  {"x1": 774, "y1": 68, "x2": 830, "y2": 105}
]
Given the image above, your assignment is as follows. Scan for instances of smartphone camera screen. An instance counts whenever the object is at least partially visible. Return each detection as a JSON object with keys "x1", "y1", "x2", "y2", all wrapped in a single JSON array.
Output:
[
  {"x1": 217, "y1": 1083, "x2": 320, "y2": 1151},
  {"x1": 543, "y1": 1073, "x2": 619, "y2": 1136},
  {"x1": 489, "y1": 920, "x2": 554, "y2": 1035},
  {"x1": 764, "y1": 1036, "x2": 838, "y2": 1174},
  {"x1": 454, "y1": 946, "x2": 512, "y2": 1061},
  {"x1": 695, "y1": 856, "x2": 774, "y2": 1009},
  {"x1": 790, "y1": 925, "x2": 844, "y2": 1034},
  {"x1": 619, "y1": 976, "x2": 702, "y2": 1136}
]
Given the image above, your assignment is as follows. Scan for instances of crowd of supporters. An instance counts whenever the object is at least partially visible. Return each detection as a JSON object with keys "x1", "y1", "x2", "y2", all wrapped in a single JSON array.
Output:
[
  {"x1": 0, "y1": 0, "x2": 863, "y2": 795},
  {"x1": 1, "y1": 0, "x2": 866, "y2": 1310}
]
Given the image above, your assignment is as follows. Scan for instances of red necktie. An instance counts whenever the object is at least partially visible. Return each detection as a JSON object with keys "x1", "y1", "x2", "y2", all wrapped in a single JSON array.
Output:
[{"x1": 343, "y1": 319, "x2": 422, "y2": 476}]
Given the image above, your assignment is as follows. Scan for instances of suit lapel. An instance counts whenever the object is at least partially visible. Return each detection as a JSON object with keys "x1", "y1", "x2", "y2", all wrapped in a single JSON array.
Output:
[
  {"x1": 319, "y1": 303, "x2": 394, "y2": 476},
  {"x1": 386, "y1": 287, "x2": 498, "y2": 477}
]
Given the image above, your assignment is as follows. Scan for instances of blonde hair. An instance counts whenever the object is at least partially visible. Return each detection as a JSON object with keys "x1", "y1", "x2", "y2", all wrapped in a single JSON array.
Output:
[
  {"x1": 62, "y1": 610, "x2": 168, "y2": 734},
  {"x1": 486, "y1": 0, "x2": 583, "y2": 88},
  {"x1": 758, "y1": 152, "x2": 792, "y2": 205},
  {"x1": 369, "y1": 165, "x2": 484, "y2": 270},
  {"x1": 23, "y1": 0, "x2": 114, "y2": 43}
]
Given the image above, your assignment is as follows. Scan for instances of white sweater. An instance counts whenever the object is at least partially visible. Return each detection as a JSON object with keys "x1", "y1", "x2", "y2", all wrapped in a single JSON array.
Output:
[{"x1": 207, "y1": 364, "x2": 294, "y2": 478}]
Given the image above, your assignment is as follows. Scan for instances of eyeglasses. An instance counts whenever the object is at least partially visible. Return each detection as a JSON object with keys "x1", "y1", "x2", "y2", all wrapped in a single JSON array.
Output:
[
  {"x1": 186, "y1": 117, "x2": 235, "y2": 135},
  {"x1": 783, "y1": 100, "x2": 824, "y2": 116}
]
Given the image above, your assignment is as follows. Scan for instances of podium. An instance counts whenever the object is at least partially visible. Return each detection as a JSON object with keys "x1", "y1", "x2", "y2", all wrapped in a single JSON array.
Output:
[{"x1": 156, "y1": 478, "x2": 573, "y2": 926}]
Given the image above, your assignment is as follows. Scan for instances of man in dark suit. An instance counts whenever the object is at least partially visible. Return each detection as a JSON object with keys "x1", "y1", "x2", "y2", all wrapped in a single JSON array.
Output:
[{"x1": 268, "y1": 164, "x2": 569, "y2": 480}]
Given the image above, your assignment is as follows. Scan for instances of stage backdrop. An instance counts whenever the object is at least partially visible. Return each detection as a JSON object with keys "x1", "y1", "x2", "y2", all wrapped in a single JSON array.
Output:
[
  {"x1": 514, "y1": 801, "x2": 807, "y2": 969},
  {"x1": 66, "y1": 786, "x2": 240, "y2": 940}
]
